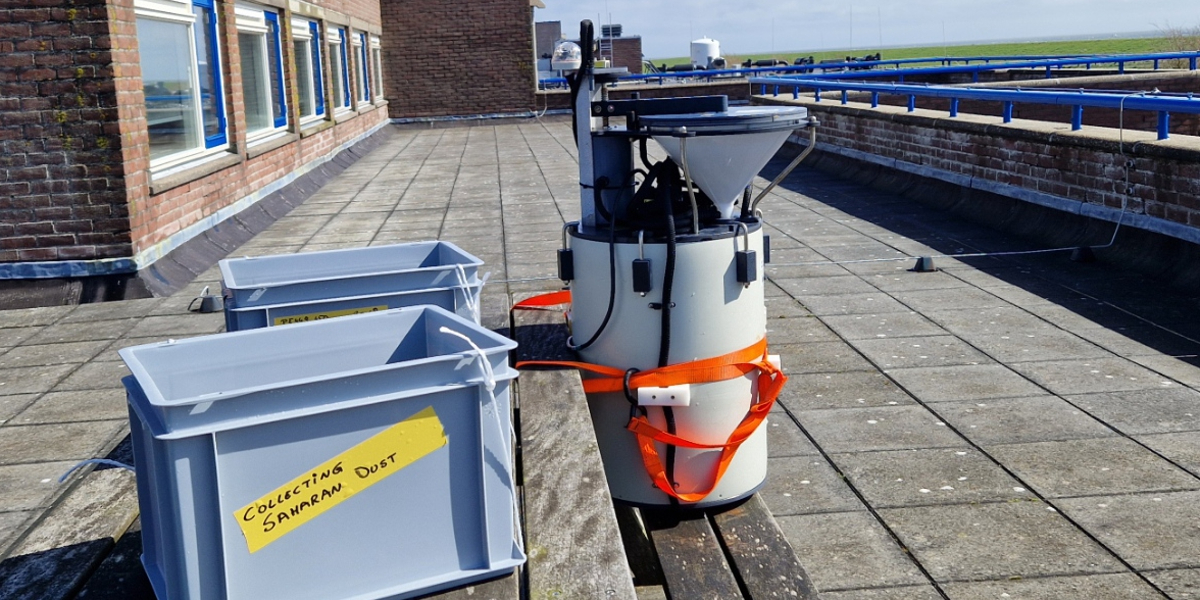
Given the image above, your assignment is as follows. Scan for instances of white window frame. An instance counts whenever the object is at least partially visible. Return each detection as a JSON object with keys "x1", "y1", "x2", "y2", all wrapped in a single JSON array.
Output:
[
  {"x1": 236, "y1": 2, "x2": 288, "y2": 144},
  {"x1": 134, "y1": 0, "x2": 230, "y2": 174},
  {"x1": 370, "y1": 35, "x2": 383, "y2": 104},
  {"x1": 291, "y1": 17, "x2": 325, "y2": 126}
]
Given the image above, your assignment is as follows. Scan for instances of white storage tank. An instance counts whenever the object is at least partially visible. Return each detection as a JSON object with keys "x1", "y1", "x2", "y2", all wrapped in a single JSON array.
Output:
[{"x1": 690, "y1": 38, "x2": 720, "y2": 68}]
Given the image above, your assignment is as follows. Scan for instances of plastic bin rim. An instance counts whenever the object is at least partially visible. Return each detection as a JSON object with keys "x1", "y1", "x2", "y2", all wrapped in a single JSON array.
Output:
[
  {"x1": 224, "y1": 279, "x2": 483, "y2": 314},
  {"x1": 218, "y1": 241, "x2": 483, "y2": 290},
  {"x1": 118, "y1": 306, "x2": 516, "y2": 408},
  {"x1": 125, "y1": 366, "x2": 520, "y2": 439}
]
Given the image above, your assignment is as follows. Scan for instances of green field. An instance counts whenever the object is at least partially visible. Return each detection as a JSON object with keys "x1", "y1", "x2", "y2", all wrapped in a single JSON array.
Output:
[{"x1": 653, "y1": 37, "x2": 1176, "y2": 67}]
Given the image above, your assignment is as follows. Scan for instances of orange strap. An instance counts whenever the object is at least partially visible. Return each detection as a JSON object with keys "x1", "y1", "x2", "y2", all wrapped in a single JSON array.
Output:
[
  {"x1": 512, "y1": 290, "x2": 571, "y2": 311},
  {"x1": 516, "y1": 337, "x2": 786, "y2": 503}
]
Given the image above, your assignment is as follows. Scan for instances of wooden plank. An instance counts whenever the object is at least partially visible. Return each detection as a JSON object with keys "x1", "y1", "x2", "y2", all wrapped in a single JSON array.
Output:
[
  {"x1": 513, "y1": 305, "x2": 638, "y2": 600},
  {"x1": 74, "y1": 518, "x2": 519, "y2": 600},
  {"x1": 74, "y1": 521, "x2": 155, "y2": 600},
  {"x1": 709, "y1": 495, "x2": 820, "y2": 600},
  {"x1": 420, "y1": 571, "x2": 519, "y2": 600},
  {"x1": 641, "y1": 508, "x2": 743, "y2": 600},
  {"x1": 0, "y1": 465, "x2": 139, "y2": 600}
]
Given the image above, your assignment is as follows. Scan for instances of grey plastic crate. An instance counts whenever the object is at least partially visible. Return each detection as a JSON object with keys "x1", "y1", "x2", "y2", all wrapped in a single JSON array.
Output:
[
  {"x1": 220, "y1": 241, "x2": 485, "y2": 329},
  {"x1": 120, "y1": 305, "x2": 523, "y2": 600}
]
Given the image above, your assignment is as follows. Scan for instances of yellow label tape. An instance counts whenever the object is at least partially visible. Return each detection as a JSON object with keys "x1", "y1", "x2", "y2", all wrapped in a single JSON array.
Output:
[
  {"x1": 272, "y1": 305, "x2": 388, "y2": 326},
  {"x1": 234, "y1": 406, "x2": 448, "y2": 553}
]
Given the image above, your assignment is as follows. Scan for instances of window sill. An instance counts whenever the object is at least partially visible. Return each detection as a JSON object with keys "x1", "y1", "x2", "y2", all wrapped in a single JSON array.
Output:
[
  {"x1": 334, "y1": 109, "x2": 356, "y2": 124},
  {"x1": 300, "y1": 118, "x2": 335, "y2": 138},
  {"x1": 247, "y1": 131, "x2": 299, "y2": 159},
  {"x1": 150, "y1": 151, "x2": 243, "y2": 195}
]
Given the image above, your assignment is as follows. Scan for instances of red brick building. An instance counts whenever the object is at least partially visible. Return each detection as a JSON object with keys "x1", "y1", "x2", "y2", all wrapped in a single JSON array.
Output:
[
  {"x1": 0, "y1": 0, "x2": 535, "y2": 301},
  {"x1": 381, "y1": 0, "x2": 536, "y2": 120}
]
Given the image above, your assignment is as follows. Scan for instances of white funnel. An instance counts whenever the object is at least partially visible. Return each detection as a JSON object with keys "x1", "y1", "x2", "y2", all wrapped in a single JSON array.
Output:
[
  {"x1": 653, "y1": 128, "x2": 795, "y2": 218},
  {"x1": 644, "y1": 105, "x2": 808, "y2": 219}
]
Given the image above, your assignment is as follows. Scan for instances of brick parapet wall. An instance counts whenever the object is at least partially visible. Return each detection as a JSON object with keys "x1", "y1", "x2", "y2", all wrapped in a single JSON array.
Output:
[
  {"x1": 829, "y1": 71, "x2": 1200, "y2": 137},
  {"x1": 756, "y1": 95, "x2": 1200, "y2": 233},
  {"x1": 380, "y1": 0, "x2": 535, "y2": 118},
  {"x1": 0, "y1": 0, "x2": 132, "y2": 263}
]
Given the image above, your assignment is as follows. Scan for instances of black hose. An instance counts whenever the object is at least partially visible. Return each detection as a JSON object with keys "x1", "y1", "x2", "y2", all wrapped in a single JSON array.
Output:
[
  {"x1": 658, "y1": 163, "x2": 680, "y2": 503},
  {"x1": 568, "y1": 21, "x2": 595, "y2": 148}
]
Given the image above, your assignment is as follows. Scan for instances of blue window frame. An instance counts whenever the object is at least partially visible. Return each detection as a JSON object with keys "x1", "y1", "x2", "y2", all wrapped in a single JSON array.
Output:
[
  {"x1": 310, "y1": 22, "x2": 325, "y2": 115},
  {"x1": 359, "y1": 32, "x2": 371, "y2": 103},
  {"x1": 264, "y1": 11, "x2": 286, "y2": 128},
  {"x1": 339, "y1": 28, "x2": 351, "y2": 107},
  {"x1": 193, "y1": 0, "x2": 226, "y2": 147}
]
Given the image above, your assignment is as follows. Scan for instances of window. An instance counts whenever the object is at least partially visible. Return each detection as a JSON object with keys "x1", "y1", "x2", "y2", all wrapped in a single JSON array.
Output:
[
  {"x1": 370, "y1": 36, "x2": 383, "y2": 103},
  {"x1": 292, "y1": 18, "x2": 325, "y2": 123},
  {"x1": 134, "y1": 0, "x2": 228, "y2": 167},
  {"x1": 236, "y1": 4, "x2": 287, "y2": 139},
  {"x1": 327, "y1": 27, "x2": 351, "y2": 111},
  {"x1": 353, "y1": 31, "x2": 370, "y2": 105}
]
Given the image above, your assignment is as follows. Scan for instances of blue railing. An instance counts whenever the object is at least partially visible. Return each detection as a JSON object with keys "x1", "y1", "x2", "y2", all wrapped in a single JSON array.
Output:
[
  {"x1": 539, "y1": 51, "x2": 1200, "y2": 90},
  {"x1": 781, "y1": 52, "x2": 1200, "y2": 82},
  {"x1": 746, "y1": 77, "x2": 1200, "y2": 140}
]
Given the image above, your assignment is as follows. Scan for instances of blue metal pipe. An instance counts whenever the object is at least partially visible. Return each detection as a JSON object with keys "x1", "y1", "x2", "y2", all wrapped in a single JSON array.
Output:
[
  {"x1": 1158, "y1": 111, "x2": 1171, "y2": 140},
  {"x1": 1071, "y1": 105, "x2": 1083, "y2": 130}
]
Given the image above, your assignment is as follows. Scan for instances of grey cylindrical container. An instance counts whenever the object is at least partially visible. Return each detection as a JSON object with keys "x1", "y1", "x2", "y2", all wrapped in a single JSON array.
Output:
[{"x1": 568, "y1": 224, "x2": 768, "y2": 507}]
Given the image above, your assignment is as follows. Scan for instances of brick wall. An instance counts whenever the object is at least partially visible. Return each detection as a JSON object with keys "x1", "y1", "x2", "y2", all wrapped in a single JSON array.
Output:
[
  {"x1": 119, "y1": 0, "x2": 389, "y2": 254},
  {"x1": 535, "y1": 20, "x2": 560, "y2": 59},
  {"x1": 757, "y1": 94, "x2": 1200, "y2": 234},
  {"x1": 1, "y1": 0, "x2": 389, "y2": 268},
  {"x1": 0, "y1": 0, "x2": 132, "y2": 263},
  {"x1": 802, "y1": 71, "x2": 1200, "y2": 137},
  {"x1": 611, "y1": 37, "x2": 642, "y2": 75},
  {"x1": 380, "y1": 0, "x2": 535, "y2": 118}
]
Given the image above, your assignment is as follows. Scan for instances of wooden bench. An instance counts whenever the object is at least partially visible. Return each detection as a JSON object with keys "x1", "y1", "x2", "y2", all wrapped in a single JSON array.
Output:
[{"x1": 13, "y1": 304, "x2": 818, "y2": 600}]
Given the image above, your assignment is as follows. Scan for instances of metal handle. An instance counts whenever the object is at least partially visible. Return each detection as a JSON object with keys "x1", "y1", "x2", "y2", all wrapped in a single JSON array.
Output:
[
  {"x1": 638, "y1": 230, "x2": 645, "y2": 259},
  {"x1": 734, "y1": 222, "x2": 750, "y2": 252},
  {"x1": 677, "y1": 127, "x2": 701, "y2": 235},
  {"x1": 562, "y1": 221, "x2": 578, "y2": 249}
]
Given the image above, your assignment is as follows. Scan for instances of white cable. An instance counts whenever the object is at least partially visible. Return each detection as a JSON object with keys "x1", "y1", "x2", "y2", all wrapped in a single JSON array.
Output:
[
  {"x1": 453, "y1": 265, "x2": 489, "y2": 324},
  {"x1": 437, "y1": 326, "x2": 524, "y2": 549}
]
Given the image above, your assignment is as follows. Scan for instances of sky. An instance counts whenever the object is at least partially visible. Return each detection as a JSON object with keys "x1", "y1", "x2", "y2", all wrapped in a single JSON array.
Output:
[{"x1": 535, "y1": 0, "x2": 1200, "y2": 59}]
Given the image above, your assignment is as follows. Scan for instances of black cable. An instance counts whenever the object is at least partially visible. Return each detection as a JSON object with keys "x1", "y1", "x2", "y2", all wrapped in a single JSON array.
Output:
[
  {"x1": 658, "y1": 163, "x2": 680, "y2": 504},
  {"x1": 592, "y1": 176, "x2": 613, "y2": 224},
  {"x1": 568, "y1": 213, "x2": 617, "y2": 352},
  {"x1": 639, "y1": 137, "x2": 652, "y2": 171}
]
